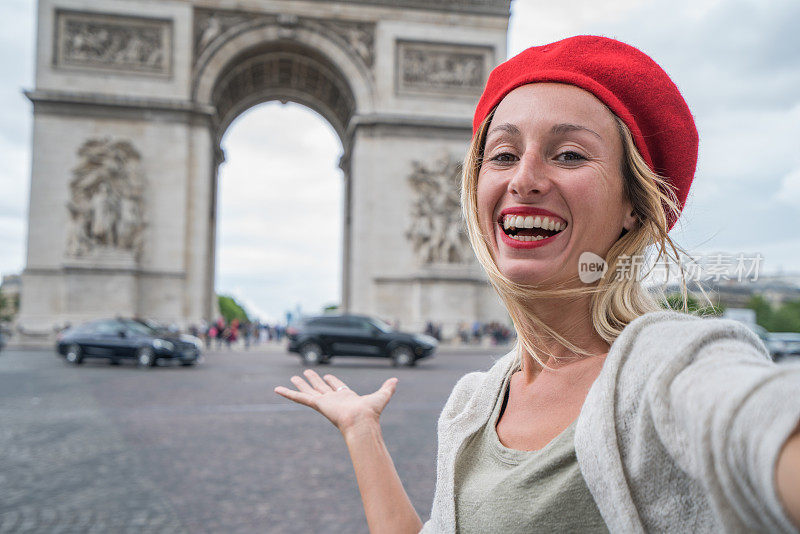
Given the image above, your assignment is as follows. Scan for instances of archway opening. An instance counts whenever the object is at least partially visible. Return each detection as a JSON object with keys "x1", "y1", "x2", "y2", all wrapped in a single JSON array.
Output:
[
  {"x1": 215, "y1": 101, "x2": 344, "y2": 323},
  {"x1": 207, "y1": 39, "x2": 357, "y2": 324}
]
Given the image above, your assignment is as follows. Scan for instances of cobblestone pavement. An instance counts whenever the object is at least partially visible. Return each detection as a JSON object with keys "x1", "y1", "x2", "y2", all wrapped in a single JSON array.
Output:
[{"x1": 0, "y1": 343, "x2": 506, "y2": 533}]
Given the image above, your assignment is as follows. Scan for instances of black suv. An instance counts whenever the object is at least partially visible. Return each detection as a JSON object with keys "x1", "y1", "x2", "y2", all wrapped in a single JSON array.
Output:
[{"x1": 287, "y1": 314, "x2": 437, "y2": 366}]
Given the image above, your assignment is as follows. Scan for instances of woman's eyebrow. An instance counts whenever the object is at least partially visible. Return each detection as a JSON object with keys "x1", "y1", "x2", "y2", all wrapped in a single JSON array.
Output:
[
  {"x1": 486, "y1": 123, "x2": 521, "y2": 138},
  {"x1": 551, "y1": 123, "x2": 602, "y2": 139}
]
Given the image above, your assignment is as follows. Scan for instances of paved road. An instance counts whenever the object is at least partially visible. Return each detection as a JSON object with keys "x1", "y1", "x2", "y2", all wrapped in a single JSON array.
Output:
[{"x1": 0, "y1": 344, "x2": 508, "y2": 533}]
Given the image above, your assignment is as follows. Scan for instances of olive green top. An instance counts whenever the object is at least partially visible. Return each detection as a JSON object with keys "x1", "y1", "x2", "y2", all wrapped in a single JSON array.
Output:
[{"x1": 453, "y1": 367, "x2": 608, "y2": 533}]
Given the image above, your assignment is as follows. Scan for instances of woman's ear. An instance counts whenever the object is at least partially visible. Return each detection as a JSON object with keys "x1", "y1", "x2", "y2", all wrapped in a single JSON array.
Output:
[{"x1": 622, "y1": 203, "x2": 638, "y2": 232}]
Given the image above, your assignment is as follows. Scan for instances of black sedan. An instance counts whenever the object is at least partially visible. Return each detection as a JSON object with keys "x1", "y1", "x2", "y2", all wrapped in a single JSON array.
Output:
[
  {"x1": 287, "y1": 314, "x2": 437, "y2": 366},
  {"x1": 56, "y1": 318, "x2": 202, "y2": 367}
]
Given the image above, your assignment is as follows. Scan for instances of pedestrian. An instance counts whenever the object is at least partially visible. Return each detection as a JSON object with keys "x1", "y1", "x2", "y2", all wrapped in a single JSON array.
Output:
[
  {"x1": 214, "y1": 317, "x2": 225, "y2": 350},
  {"x1": 275, "y1": 36, "x2": 800, "y2": 532},
  {"x1": 206, "y1": 324, "x2": 216, "y2": 349}
]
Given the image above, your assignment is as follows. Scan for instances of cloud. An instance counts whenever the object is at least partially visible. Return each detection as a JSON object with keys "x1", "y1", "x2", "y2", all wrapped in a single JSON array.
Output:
[
  {"x1": 511, "y1": 0, "x2": 800, "y2": 271},
  {"x1": 775, "y1": 166, "x2": 800, "y2": 207},
  {"x1": 214, "y1": 102, "x2": 343, "y2": 318}
]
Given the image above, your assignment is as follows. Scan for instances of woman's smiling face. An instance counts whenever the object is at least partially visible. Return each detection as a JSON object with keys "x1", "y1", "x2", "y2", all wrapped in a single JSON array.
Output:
[{"x1": 477, "y1": 83, "x2": 636, "y2": 286}]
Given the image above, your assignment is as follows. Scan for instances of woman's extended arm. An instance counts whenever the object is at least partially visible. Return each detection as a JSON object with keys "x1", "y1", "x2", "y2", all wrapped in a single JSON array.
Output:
[
  {"x1": 776, "y1": 425, "x2": 800, "y2": 529},
  {"x1": 274, "y1": 369, "x2": 422, "y2": 534}
]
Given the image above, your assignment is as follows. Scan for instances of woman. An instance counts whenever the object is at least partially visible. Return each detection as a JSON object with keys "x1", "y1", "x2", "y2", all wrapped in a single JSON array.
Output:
[{"x1": 275, "y1": 36, "x2": 800, "y2": 533}]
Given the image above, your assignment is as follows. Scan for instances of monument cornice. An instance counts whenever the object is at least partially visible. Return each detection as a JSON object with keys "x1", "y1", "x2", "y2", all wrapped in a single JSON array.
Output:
[
  {"x1": 348, "y1": 113, "x2": 472, "y2": 139},
  {"x1": 279, "y1": 0, "x2": 512, "y2": 17},
  {"x1": 24, "y1": 266, "x2": 187, "y2": 279},
  {"x1": 25, "y1": 90, "x2": 215, "y2": 123}
]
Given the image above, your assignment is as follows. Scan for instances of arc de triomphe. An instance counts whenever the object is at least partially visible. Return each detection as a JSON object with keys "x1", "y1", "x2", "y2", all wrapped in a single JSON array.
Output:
[{"x1": 19, "y1": 0, "x2": 510, "y2": 336}]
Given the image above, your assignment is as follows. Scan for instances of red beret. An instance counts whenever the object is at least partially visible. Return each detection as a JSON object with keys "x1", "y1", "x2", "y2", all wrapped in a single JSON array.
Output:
[{"x1": 473, "y1": 35, "x2": 698, "y2": 230}]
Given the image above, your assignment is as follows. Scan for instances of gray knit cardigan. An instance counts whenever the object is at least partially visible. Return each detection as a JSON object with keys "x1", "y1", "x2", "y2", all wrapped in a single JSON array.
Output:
[{"x1": 420, "y1": 311, "x2": 800, "y2": 533}]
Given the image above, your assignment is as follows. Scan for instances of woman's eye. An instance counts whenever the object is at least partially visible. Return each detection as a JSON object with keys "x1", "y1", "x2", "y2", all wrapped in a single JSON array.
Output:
[
  {"x1": 556, "y1": 151, "x2": 586, "y2": 163},
  {"x1": 489, "y1": 152, "x2": 518, "y2": 164}
]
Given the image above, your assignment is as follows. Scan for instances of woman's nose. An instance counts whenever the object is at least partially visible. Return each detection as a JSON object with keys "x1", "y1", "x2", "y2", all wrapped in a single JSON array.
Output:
[{"x1": 507, "y1": 155, "x2": 552, "y2": 198}]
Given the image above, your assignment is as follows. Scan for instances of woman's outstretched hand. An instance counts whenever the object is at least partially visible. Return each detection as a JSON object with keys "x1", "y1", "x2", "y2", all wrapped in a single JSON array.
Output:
[{"x1": 274, "y1": 369, "x2": 398, "y2": 434}]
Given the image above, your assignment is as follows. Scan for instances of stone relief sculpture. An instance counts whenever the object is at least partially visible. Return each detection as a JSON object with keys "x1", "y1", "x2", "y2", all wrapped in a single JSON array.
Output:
[
  {"x1": 397, "y1": 41, "x2": 490, "y2": 96},
  {"x1": 56, "y1": 12, "x2": 171, "y2": 75},
  {"x1": 193, "y1": 8, "x2": 375, "y2": 69},
  {"x1": 66, "y1": 139, "x2": 146, "y2": 259},
  {"x1": 193, "y1": 9, "x2": 276, "y2": 59},
  {"x1": 406, "y1": 156, "x2": 472, "y2": 264},
  {"x1": 317, "y1": 20, "x2": 375, "y2": 67}
]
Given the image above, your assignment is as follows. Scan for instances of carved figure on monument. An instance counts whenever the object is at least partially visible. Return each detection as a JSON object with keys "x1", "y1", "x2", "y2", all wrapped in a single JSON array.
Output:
[
  {"x1": 65, "y1": 139, "x2": 146, "y2": 259},
  {"x1": 405, "y1": 156, "x2": 471, "y2": 264},
  {"x1": 58, "y1": 13, "x2": 168, "y2": 74},
  {"x1": 197, "y1": 13, "x2": 222, "y2": 52}
]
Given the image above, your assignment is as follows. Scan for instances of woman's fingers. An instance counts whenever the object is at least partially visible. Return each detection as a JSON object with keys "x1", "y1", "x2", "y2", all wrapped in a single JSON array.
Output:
[
  {"x1": 273, "y1": 386, "x2": 315, "y2": 408},
  {"x1": 303, "y1": 369, "x2": 333, "y2": 393},
  {"x1": 290, "y1": 375, "x2": 317, "y2": 395},
  {"x1": 380, "y1": 377, "x2": 399, "y2": 396},
  {"x1": 322, "y1": 374, "x2": 349, "y2": 391}
]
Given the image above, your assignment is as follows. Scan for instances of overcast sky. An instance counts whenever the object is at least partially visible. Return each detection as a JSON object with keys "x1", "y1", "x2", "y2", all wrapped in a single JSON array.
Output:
[{"x1": 1, "y1": 0, "x2": 798, "y2": 321}]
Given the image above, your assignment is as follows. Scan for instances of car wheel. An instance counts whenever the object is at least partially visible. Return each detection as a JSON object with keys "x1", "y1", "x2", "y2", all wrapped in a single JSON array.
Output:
[
  {"x1": 137, "y1": 347, "x2": 155, "y2": 368},
  {"x1": 65, "y1": 344, "x2": 83, "y2": 365},
  {"x1": 391, "y1": 346, "x2": 415, "y2": 367},
  {"x1": 300, "y1": 343, "x2": 323, "y2": 365}
]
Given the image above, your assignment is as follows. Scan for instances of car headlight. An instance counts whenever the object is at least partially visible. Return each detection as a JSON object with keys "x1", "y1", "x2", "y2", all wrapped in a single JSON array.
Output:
[
  {"x1": 153, "y1": 339, "x2": 175, "y2": 351},
  {"x1": 413, "y1": 334, "x2": 438, "y2": 347},
  {"x1": 180, "y1": 334, "x2": 202, "y2": 350}
]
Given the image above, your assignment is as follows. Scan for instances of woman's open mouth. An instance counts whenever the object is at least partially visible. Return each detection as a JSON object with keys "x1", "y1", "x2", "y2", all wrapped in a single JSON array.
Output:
[{"x1": 497, "y1": 213, "x2": 567, "y2": 248}]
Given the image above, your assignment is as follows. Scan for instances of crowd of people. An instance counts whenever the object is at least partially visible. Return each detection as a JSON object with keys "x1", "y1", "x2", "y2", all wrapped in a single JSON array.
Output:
[
  {"x1": 188, "y1": 318, "x2": 287, "y2": 350},
  {"x1": 455, "y1": 320, "x2": 514, "y2": 346},
  {"x1": 425, "y1": 320, "x2": 514, "y2": 346},
  {"x1": 188, "y1": 317, "x2": 514, "y2": 351}
]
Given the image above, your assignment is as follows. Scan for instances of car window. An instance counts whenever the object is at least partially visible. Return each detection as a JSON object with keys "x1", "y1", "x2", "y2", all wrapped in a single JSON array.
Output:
[
  {"x1": 369, "y1": 317, "x2": 394, "y2": 333},
  {"x1": 308, "y1": 317, "x2": 351, "y2": 328},
  {"x1": 120, "y1": 320, "x2": 156, "y2": 336},
  {"x1": 93, "y1": 320, "x2": 123, "y2": 335},
  {"x1": 346, "y1": 317, "x2": 373, "y2": 331}
]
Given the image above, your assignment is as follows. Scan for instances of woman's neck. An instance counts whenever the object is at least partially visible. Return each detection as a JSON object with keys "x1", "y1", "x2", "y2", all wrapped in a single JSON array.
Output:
[{"x1": 515, "y1": 295, "x2": 610, "y2": 384}]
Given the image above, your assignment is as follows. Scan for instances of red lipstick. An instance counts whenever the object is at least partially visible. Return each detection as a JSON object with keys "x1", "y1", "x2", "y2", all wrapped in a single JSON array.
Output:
[{"x1": 496, "y1": 206, "x2": 568, "y2": 249}]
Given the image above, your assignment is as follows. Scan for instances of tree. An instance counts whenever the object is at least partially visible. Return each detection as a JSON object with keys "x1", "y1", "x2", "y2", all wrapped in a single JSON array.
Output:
[
  {"x1": 0, "y1": 292, "x2": 18, "y2": 323},
  {"x1": 217, "y1": 294, "x2": 250, "y2": 324},
  {"x1": 746, "y1": 295, "x2": 800, "y2": 333}
]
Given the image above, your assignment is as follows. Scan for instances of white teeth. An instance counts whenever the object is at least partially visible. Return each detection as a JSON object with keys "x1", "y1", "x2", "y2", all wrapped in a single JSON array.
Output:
[
  {"x1": 501, "y1": 213, "x2": 568, "y2": 232},
  {"x1": 508, "y1": 234, "x2": 547, "y2": 242}
]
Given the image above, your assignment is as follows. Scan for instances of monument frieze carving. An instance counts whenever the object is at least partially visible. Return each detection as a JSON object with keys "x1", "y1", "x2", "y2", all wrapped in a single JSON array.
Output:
[
  {"x1": 55, "y1": 10, "x2": 172, "y2": 75},
  {"x1": 194, "y1": 9, "x2": 278, "y2": 60},
  {"x1": 66, "y1": 139, "x2": 147, "y2": 260},
  {"x1": 406, "y1": 156, "x2": 472, "y2": 264},
  {"x1": 397, "y1": 40, "x2": 492, "y2": 97},
  {"x1": 193, "y1": 8, "x2": 375, "y2": 69},
  {"x1": 294, "y1": 0, "x2": 510, "y2": 16},
  {"x1": 313, "y1": 19, "x2": 375, "y2": 67}
]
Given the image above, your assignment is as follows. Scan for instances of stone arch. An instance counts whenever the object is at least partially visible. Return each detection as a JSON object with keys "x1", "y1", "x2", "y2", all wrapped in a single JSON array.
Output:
[
  {"x1": 193, "y1": 21, "x2": 375, "y2": 143},
  {"x1": 210, "y1": 42, "x2": 356, "y2": 142},
  {"x1": 19, "y1": 1, "x2": 510, "y2": 339}
]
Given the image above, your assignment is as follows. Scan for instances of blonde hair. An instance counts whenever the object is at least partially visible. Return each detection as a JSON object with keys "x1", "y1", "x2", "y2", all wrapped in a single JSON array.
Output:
[{"x1": 462, "y1": 109, "x2": 694, "y2": 371}]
